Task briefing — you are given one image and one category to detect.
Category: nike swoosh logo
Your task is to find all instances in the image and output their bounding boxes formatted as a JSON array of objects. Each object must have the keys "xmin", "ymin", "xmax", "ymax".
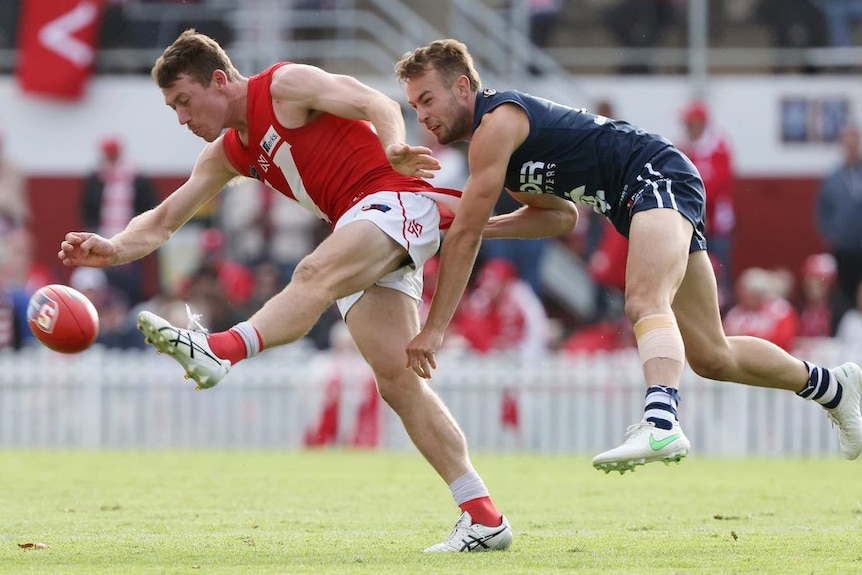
[{"xmin": 649, "ymin": 433, "xmax": 681, "ymax": 451}]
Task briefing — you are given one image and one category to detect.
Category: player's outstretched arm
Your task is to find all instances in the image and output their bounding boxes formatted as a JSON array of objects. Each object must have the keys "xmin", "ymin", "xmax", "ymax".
[
  {"xmin": 484, "ymin": 191, "xmax": 579, "ymax": 239},
  {"xmin": 59, "ymin": 140, "xmax": 236, "ymax": 268}
]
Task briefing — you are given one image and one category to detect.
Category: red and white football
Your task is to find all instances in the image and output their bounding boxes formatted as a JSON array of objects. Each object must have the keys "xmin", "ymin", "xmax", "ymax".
[{"xmin": 27, "ymin": 284, "xmax": 99, "ymax": 353}]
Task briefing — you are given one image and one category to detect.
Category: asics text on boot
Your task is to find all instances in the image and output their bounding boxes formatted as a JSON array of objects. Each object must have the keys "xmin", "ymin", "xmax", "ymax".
[
  {"xmin": 137, "ymin": 310, "xmax": 231, "ymax": 390},
  {"xmin": 424, "ymin": 511, "xmax": 513, "ymax": 552},
  {"xmin": 592, "ymin": 420, "xmax": 690, "ymax": 474}
]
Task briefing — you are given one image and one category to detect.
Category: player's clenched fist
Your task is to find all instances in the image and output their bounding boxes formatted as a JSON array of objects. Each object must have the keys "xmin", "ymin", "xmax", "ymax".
[{"xmin": 58, "ymin": 232, "xmax": 117, "ymax": 267}]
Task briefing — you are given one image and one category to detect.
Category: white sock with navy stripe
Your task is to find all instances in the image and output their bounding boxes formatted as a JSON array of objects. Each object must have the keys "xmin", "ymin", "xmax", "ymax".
[
  {"xmin": 797, "ymin": 361, "xmax": 842, "ymax": 409},
  {"xmin": 644, "ymin": 385, "xmax": 680, "ymax": 430}
]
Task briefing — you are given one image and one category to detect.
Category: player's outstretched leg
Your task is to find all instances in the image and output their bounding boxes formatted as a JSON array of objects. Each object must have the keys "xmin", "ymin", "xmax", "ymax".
[
  {"xmin": 822, "ymin": 362, "xmax": 862, "ymax": 459},
  {"xmin": 424, "ymin": 511, "xmax": 513, "ymax": 553},
  {"xmin": 137, "ymin": 308, "xmax": 231, "ymax": 390},
  {"xmin": 592, "ymin": 385, "xmax": 690, "ymax": 474}
]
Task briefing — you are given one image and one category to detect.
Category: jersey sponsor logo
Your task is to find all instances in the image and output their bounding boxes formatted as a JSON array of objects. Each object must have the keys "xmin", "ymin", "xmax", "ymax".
[
  {"xmin": 567, "ymin": 185, "xmax": 610, "ymax": 214},
  {"xmin": 482, "ymin": 88, "xmax": 497, "ymax": 98},
  {"xmin": 361, "ymin": 203, "xmax": 392, "ymax": 213},
  {"xmin": 249, "ymin": 166, "xmax": 261, "ymax": 180},
  {"xmin": 518, "ymin": 161, "xmax": 555, "ymax": 194},
  {"xmin": 258, "ymin": 153, "xmax": 270, "ymax": 173},
  {"xmin": 260, "ymin": 125, "xmax": 281, "ymax": 156}
]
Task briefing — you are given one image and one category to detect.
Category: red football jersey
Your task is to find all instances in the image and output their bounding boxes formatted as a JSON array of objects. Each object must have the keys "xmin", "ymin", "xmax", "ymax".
[{"xmin": 222, "ymin": 63, "xmax": 460, "ymax": 227}]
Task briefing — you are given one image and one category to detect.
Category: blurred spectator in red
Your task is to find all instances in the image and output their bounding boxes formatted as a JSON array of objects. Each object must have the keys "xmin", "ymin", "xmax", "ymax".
[
  {"xmin": 80, "ymin": 136, "xmax": 157, "ymax": 305},
  {"xmin": 678, "ymin": 100, "xmax": 737, "ymax": 306},
  {"xmin": 454, "ymin": 258, "xmax": 550, "ymax": 357},
  {"xmin": 587, "ymin": 221, "xmax": 628, "ymax": 295},
  {"xmin": 559, "ymin": 316, "xmax": 635, "ymax": 355},
  {"xmin": 174, "ymin": 228, "xmax": 253, "ymax": 332},
  {"xmin": 196, "ymin": 227, "xmax": 255, "ymax": 307},
  {"xmin": 723, "ymin": 267, "xmax": 800, "ymax": 351},
  {"xmin": 798, "ymin": 253, "xmax": 838, "ymax": 337}
]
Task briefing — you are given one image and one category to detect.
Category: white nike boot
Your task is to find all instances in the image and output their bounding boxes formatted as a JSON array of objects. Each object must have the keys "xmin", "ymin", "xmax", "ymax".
[{"xmin": 592, "ymin": 420, "xmax": 690, "ymax": 474}]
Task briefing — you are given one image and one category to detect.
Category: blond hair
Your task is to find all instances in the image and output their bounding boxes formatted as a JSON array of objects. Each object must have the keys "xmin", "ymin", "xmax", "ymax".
[
  {"xmin": 395, "ymin": 39, "xmax": 481, "ymax": 91},
  {"xmin": 151, "ymin": 29, "xmax": 241, "ymax": 88}
]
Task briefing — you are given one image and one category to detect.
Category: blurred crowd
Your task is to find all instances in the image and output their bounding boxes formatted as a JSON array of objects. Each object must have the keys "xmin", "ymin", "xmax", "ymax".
[
  {"xmin": 2, "ymin": 95, "xmax": 862, "ymax": 361},
  {"xmin": 0, "ymin": 1, "xmax": 861, "ymax": 358}
]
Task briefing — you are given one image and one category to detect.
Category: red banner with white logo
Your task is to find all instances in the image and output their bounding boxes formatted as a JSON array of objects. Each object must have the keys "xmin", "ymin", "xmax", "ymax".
[{"xmin": 16, "ymin": 0, "xmax": 105, "ymax": 100}]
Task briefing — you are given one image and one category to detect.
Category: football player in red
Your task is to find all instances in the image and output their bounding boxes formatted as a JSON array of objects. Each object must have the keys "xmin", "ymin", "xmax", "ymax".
[{"xmin": 59, "ymin": 29, "xmax": 511, "ymax": 553}]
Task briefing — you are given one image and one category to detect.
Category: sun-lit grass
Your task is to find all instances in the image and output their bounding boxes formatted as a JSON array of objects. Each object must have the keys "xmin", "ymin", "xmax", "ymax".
[{"xmin": 1, "ymin": 450, "xmax": 860, "ymax": 574}]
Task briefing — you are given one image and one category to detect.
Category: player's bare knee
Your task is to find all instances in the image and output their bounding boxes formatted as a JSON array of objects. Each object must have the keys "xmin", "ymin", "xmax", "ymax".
[
  {"xmin": 624, "ymin": 295, "xmax": 670, "ymax": 326},
  {"xmin": 376, "ymin": 374, "xmax": 420, "ymax": 412}
]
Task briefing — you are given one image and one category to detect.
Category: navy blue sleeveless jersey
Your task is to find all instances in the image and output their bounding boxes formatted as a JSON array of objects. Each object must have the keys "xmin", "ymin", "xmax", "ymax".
[{"xmin": 474, "ymin": 89, "xmax": 707, "ymax": 250}]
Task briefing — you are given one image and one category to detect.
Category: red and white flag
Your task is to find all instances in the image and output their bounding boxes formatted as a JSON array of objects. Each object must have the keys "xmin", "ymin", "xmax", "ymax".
[{"xmin": 16, "ymin": 0, "xmax": 105, "ymax": 100}]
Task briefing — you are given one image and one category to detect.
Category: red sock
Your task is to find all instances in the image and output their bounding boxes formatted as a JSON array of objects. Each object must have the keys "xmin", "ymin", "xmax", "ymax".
[
  {"xmin": 207, "ymin": 330, "xmax": 248, "ymax": 365},
  {"xmin": 459, "ymin": 496, "xmax": 502, "ymax": 527}
]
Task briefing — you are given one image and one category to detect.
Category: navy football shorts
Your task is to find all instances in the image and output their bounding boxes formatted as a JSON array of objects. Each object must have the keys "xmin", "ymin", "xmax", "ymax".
[{"xmin": 613, "ymin": 147, "xmax": 708, "ymax": 253}]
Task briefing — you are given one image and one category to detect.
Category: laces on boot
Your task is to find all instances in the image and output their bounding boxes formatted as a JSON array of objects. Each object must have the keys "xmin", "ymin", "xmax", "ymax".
[{"xmin": 185, "ymin": 304, "xmax": 209, "ymax": 334}]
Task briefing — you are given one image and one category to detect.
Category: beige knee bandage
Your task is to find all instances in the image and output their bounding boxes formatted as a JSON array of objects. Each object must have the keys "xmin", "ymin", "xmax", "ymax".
[{"xmin": 633, "ymin": 314, "xmax": 686, "ymax": 366}]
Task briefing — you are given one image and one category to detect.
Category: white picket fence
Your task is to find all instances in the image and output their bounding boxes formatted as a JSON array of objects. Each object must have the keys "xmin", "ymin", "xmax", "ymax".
[{"xmin": 0, "ymin": 340, "xmax": 857, "ymax": 456}]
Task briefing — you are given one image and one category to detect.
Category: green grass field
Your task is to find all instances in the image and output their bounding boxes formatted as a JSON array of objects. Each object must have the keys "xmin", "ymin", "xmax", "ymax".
[{"xmin": 1, "ymin": 450, "xmax": 860, "ymax": 574}]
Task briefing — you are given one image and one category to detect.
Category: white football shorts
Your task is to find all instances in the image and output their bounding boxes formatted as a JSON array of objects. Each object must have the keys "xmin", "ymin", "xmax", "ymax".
[{"xmin": 334, "ymin": 191, "xmax": 441, "ymax": 317}]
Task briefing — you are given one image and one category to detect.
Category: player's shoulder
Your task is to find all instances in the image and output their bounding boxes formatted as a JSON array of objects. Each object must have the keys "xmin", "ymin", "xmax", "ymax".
[
  {"xmin": 475, "ymin": 92, "xmax": 530, "ymax": 140},
  {"xmin": 270, "ymin": 62, "xmax": 325, "ymax": 87}
]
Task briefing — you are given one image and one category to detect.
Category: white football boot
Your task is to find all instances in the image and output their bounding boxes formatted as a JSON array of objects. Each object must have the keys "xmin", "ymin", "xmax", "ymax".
[
  {"xmin": 825, "ymin": 362, "xmax": 862, "ymax": 460},
  {"xmin": 424, "ymin": 511, "xmax": 513, "ymax": 552},
  {"xmin": 137, "ymin": 306, "xmax": 231, "ymax": 390},
  {"xmin": 592, "ymin": 420, "xmax": 690, "ymax": 474}
]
